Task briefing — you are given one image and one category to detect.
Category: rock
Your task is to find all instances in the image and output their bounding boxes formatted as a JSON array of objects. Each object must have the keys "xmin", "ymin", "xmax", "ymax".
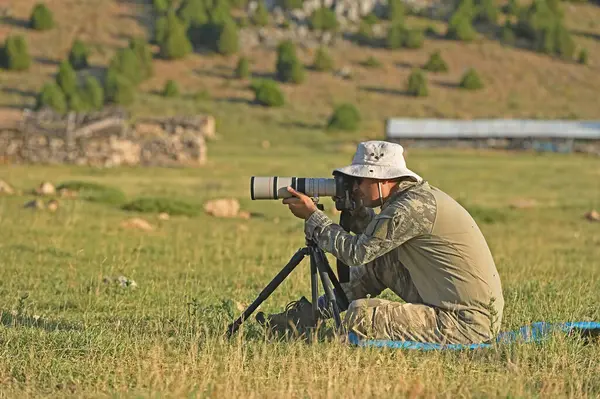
[
  {"xmin": 261, "ymin": 140, "xmax": 270, "ymax": 149},
  {"xmin": 47, "ymin": 199, "xmax": 59, "ymax": 212},
  {"xmin": 584, "ymin": 210, "xmax": 600, "ymax": 222},
  {"xmin": 335, "ymin": 66, "xmax": 353, "ymax": 80},
  {"xmin": 201, "ymin": 115, "xmax": 216, "ymax": 140},
  {"xmin": 36, "ymin": 181, "xmax": 56, "ymax": 196},
  {"xmin": 204, "ymin": 198, "xmax": 240, "ymax": 218},
  {"xmin": 0, "ymin": 179, "xmax": 14, "ymax": 195},
  {"xmin": 158, "ymin": 212, "xmax": 170, "ymax": 220},
  {"xmin": 24, "ymin": 199, "xmax": 45, "ymax": 209},
  {"xmin": 120, "ymin": 217, "xmax": 154, "ymax": 231},
  {"xmin": 238, "ymin": 210, "xmax": 251, "ymax": 220}
]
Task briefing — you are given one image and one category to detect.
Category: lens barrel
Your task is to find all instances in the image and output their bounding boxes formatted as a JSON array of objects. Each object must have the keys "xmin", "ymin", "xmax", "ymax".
[{"xmin": 250, "ymin": 176, "xmax": 336, "ymax": 200}]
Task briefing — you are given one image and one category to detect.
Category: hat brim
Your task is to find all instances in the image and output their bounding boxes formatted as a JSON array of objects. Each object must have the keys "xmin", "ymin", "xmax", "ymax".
[{"xmin": 334, "ymin": 164, "xmax": 422, "ymax": 182}]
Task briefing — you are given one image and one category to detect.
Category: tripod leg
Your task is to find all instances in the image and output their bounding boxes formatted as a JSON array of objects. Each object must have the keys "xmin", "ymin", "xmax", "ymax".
[
  {"xmin": 309, "ymin": 248, "xmax": 319, "ymax": 328},
  {"xmin": 226, "ymin": 247, "xmax": 309, "ymax": 337},
  {"xmin": 313, "ymin": 250, "xmax": 346, "ymax": 335}
]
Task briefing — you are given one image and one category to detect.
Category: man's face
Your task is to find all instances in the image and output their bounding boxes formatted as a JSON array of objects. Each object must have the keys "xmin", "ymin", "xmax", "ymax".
[{"xmin": 352, "ymin": 177, "xmax": 384, "ymax": 208}]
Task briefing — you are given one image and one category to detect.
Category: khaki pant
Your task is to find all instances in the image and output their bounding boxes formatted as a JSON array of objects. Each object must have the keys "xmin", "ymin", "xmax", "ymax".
[{"xmin": 340, "ymin": 255, "xmax": 494, "ymax": 344}]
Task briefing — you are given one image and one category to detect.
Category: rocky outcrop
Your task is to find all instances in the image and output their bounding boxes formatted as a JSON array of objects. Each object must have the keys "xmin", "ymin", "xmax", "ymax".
[{"xmin": 0, "ymin": 108, "xmax": 215, "ymax": 167}]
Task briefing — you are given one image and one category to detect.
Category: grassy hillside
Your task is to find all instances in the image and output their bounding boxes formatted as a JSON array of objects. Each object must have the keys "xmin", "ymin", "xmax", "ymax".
[{"xmin": 0, "ymin": 0, "xmax": 600, "ymax": 133}]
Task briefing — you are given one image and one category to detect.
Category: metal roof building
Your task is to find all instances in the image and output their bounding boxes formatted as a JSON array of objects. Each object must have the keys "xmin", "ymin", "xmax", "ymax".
[{"xmin": 386, "ymin": 119, "xmax": 600, "ymax": 140}]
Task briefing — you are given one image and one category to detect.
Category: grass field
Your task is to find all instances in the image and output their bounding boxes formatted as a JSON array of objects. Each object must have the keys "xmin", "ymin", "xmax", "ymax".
[{"xmin": 1, "ymin": 106, "xmax": 600, "ymax": 397}]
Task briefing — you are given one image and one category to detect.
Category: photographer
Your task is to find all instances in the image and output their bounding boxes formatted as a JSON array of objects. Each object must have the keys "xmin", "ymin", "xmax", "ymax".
[{"xmin": 258, "ymin": 140, "xmax": 504, "ymax": 344}]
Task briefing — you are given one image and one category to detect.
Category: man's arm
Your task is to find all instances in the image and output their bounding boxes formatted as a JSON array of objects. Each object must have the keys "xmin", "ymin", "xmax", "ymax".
[
  {"xmin": 304, "ymin": 198, "xmax": 435, "ymax": 267},
  {"xmin": 347, "ymin": 206, "xmax": 376, "ymax": 234}
]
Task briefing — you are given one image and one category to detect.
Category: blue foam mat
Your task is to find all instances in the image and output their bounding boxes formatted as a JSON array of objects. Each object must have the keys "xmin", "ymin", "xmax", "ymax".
[{"xmin": 347, "ymin": 321, "xmax": 600, "ymax": 350}]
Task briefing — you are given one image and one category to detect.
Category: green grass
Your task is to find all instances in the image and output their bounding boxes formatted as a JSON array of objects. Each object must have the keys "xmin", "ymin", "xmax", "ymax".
[
  {"xmin": 0, "ymin": 108, "xmax": 599, "ymax": 396},
  {"xmin": 122, "ymin": 196, "xmax": 202, "ymax": 216}
]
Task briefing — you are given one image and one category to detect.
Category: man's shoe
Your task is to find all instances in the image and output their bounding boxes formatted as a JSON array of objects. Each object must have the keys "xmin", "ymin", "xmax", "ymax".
[{"xmin": 256, "ymin": 296, "xmax": 319, "ymax": 336}]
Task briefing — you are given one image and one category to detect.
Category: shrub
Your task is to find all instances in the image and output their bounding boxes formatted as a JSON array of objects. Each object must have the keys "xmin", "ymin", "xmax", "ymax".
[
  {"xmin": 275, "ymin": 40, "xmax": 304, "ymax": 84},
  {"xmin": 446, "ymin": 14, "xmax": 477, "ymax": 41},
  {"xmin": 251, "ymin": 79, "xmax": 285, "ymax": 107},
  {"xmin": 309, "ymin": 7, "xmax": 338, "ymax": 31},
  {"xmin": 153, "ymin": 0, "xmax": 172, "ymax": 14},
  {"xmin": 578, "ymin": 48, "xmax": 588, "ymax": 65},
  {"xmin": 387, "ymin": 25, "xmax": 423, "ymax": 49},
  {"xmin": 423, "ymin": 50, "xmax": 448, "ymax": 73},
  {"xmin": 1, "ymin": 35, "xmax": 31, "ymax": 71},
  {"xmin": 500, "ymin": 22, "xmax": 516, "ymax": 45},
  {"xmin": 327, "ymin": 103, "xmax": 361, "ymax": 131},
  {"xmin": 313, "ymin": 47, "xmax": 333, "ymax": 72},
  {"xmin": 252, "ymin": 1, "xmax": 270, "ymax": 26},
  {"xmin": 104, "ymin": 70, "xmax": 136, "ymax": 105},
  {"xmin": 475, "ymin": 0, "xmax": 498, "ymax": 24},
  {"xmin": 129, "ymin": 38, "xmax": 154, "ymax": 81},
  {"xmin": 386, "ymin": 0, "xmax": 405, "ymax": 23},
  {"xmin": 406, "ymin": 69, "xmax": 428, "ymax": 97},
  {"xmin": 217, "ymin": 19, "xmax": 239, "ymax": 55},
  {"xmin": 459, "ymin": 68, "xmax": 484, "ymax": 90},
  {"xmin": 386, "ymin": 23, "xmax": 405, "ymax": 49},
  {"xmin": 108, "ymin": 48, "xmax": 141, "ymax": 86},
  {"xmin": 159, "ymin": 13, "xmax": 193, "ymax": 59},
  {"xmin": 177, "ymin": 0, "xmax": 208, "ymax": 26},
  {"xmin": 79, "ymin": 76, "xmax": 104, "ymax": 110},
  {"xmin": 122, "ymin": 197, "xmax": 200, "ymax": 216},
  {"xmin": 68, "ymin": 40, "xmax": 90, "ymax": 70},
  {"xmin": 36, "ymin": 83, "xmax": 67, "ymax": 113},
  {"xmin": 67, "ymin": 92, "xmax": 87, "ymax": 112},
  {"xmin": 163, "ymin": 79, "xmax": 180, "ymax": 97},
  {"xmin": 30, "ymin": 3, "xmax": 55, "ymax": 31},
  {"xmin": 360, "ymin": 56, "xmax": 382, "ymax": 68},
  {"xmin": 235, "ymin": 56, "xmax": 250, "ymax": 78},
  {"xmin": 56, "ymin": 60, "xmax": 78, "ymax": 98},
  {"xmin": 403, "ymin": 29, "xmax": 424, "ymax": 49}
]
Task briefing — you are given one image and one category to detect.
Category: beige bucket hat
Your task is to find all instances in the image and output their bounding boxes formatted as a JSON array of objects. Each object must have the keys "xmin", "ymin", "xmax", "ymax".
[{"xmin": 334, "ymin": 141, "xmax": 422, "ymax": 182}]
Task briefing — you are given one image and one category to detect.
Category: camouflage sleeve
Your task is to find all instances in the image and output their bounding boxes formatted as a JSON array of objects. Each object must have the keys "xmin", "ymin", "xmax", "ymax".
[
  {"xmin": 347, "ymin": 206, "xmax": 377, "ymax": 234},
  {"xmin": 305, "ymin": 194, "xmax": 436, "ymax": 267}
]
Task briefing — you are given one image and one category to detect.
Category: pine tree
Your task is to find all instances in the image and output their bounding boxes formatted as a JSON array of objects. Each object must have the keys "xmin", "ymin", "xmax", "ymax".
[
  {"xmin": 30, "ymin": 3, "xmax": 55, "ymax": 31},
  {"xmin": 36, "ymin": 82, "xmax": 67, "ymax": 113},
  {"xmin": 406, "ymin": 69, "xmax": 428, "ymax": 97},
  {"xmin": 252, "ymin": 1, "xmax": 270, "ymax": 27},
  {"xmin": 217, "ymin": 19, "xmax": 239, "ymax": 55},
  {"xmin": 2, "ymin": 35, "xmax": 31, "ymax": 71},
  {"xmin": 56, "ymin": 60, "xmax": 78, "ymax": 98},
  {"xmin": 68, "ymin": 39, "xmax": 90, "ymax": 70}
]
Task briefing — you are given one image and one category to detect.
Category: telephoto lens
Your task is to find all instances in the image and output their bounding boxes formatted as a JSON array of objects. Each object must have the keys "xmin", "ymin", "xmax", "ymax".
[{"xmin": 250, "ymin": 176, "xmax": 336, "ymax": 200}]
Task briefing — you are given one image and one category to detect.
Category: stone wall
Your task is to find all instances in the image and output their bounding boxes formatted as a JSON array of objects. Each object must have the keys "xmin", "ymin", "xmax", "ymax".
[{"xmin": 0, "ymin": 108, "xmax": 215, "ymax": 167}]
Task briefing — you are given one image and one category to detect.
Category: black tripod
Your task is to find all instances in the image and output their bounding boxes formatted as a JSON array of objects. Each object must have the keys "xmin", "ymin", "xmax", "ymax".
[{"xmin": 226, "ymin": 237, "xmax": 350, "ymax": 339}]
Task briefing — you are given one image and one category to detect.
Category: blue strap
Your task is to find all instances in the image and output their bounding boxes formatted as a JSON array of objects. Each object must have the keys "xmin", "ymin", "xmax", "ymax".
[{"xmin": 348, "ymin": 321, "xmax": 600, "ymax": 350}]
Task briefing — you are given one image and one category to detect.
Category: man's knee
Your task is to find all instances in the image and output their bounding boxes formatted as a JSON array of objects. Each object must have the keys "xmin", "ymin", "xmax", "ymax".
[{"xmin": 344, "ymin": 298, "xmax": 390, "ymax": 336}]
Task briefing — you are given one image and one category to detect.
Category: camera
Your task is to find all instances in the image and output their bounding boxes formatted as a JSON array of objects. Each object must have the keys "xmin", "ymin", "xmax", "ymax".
[{"xmin": 250, "ymin": 172, "xmax": 357, "ymax": 211}]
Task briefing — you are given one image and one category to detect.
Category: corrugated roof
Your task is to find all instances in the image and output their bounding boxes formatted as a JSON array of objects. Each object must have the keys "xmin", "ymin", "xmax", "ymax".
[{"xmin": 386, "ymin": 119, "xmax": 600, "ymax": 139}]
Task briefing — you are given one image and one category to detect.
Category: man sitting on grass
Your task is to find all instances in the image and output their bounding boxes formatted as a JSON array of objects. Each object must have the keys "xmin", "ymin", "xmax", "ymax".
[{"xmin": 256, "ymin": 140, "xmax": 504, "ymax": 344}]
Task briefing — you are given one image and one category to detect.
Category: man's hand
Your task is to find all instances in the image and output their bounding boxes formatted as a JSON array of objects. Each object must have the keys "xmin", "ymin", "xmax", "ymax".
[{"xmin": 282, "ymin": 186, "xmax": 318, "ymax": 220}]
